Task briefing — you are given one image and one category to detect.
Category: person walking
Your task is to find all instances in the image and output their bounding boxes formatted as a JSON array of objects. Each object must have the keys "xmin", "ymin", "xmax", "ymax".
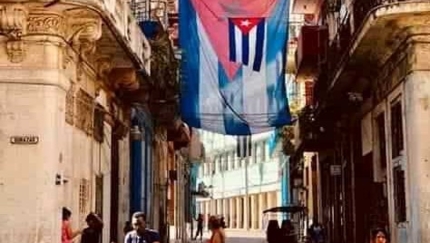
[
  {"xmin": 308, "ymin": 220, "xmax": 324, "ymax": 243},
  {"xmin": 194, "ymin": 213, "xmax": 204, "ymax": 240},
  {"xmin": 266, "ymin": 220, "xmax": 280, "ymax": 243},
  {"xmin": 207, "ymin": 216, "xmax": 225, "ymax": 243},
  {"xmin": 81, "ymin": 212, "xmax": 103, "ymax": 243},
  {"xmin": 220, "ymin": 217, "xmax": 226, "ymax": 229},
  {"xmin": 124, "ymin": 212, "xmax": 161, "ymax": 243},
  {"xmin": 62, "ymin": 207, "xmax": 82, "ymax": 243}
]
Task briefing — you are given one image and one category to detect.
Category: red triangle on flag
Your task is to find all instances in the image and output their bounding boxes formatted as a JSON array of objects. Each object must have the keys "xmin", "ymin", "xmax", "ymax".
[{"xmin": 230, "ymin": 18, "xmax": 263, "ymax": 34}]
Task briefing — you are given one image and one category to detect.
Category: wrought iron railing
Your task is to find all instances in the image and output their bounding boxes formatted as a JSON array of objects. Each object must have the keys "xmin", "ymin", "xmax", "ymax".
[
  {"xmin": 321, "ymin": 0, "xmax": 415, "ymax": 94},
  {"xmin": 128, "ymin": 0, "xmax": 169, "ymax": 27}
]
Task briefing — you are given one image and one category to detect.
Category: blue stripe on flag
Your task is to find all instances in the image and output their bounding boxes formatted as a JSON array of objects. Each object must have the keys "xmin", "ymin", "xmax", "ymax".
[
  {"xmin": 266, "ymin": 0, "xmax": 291, "ymax": 127},
  {"xmin": 179, "ymin": 0, "xmax": 200, "ymax": 128},
  {"xmin": 253, "ymin": 19, "xmax": 265, "ymax": 72},
  {"xmin": 242, "ymin": 33, "xmax": 249, "ymax": 65},
  {"xmin": 269, "ymin": 74, "xmax": 290, "ymax": 126},
  {"xmin": 219, "ymin": 64, "xmax": 251, "ymax": 135},
  {"xmin": 229, "ymin": 19, "xmax": 236, "ymax": 62}
]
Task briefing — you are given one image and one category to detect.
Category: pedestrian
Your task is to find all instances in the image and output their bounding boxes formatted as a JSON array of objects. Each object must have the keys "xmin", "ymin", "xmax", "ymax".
[
  {"xmin": 62, "ymin": 207, "xmax": 82, "ymax": 243},
  {"xmin": 370, "ymin": 228, "xmax": 389, "ymax": 243},
  {"xmin": 81, "ymin": 212, "xmax": 103, "ymax": 243},
  {"xmin": 220, "ymin": 217, "xmax": 226, "ymax": 229},
  {"xmin": 124, "ymin": 212, "xmax": 161, "ymax": 243},
  {"xmin": 266, "ymin": 220, "xmax": 280, "ymax": 243},
  {"xmin": 124, "ymin": 221, "xmax": 133, "ymax": 235},
  {"xmin": 194, "ymin": 213, "xmax": 204, "ymax": 240},
  {"xmin": 208, "ymin": 216, "xmax": 225, "ymax": 243},
  {"xmin": 308, "ymin": 219, "xmax": 324, "ymax": 243}
]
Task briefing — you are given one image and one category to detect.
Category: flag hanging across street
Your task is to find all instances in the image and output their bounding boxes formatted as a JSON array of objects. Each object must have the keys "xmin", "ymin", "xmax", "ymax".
[{"xmin": 179, "ymin": 0, "xmax": 291, "ymax": 135}]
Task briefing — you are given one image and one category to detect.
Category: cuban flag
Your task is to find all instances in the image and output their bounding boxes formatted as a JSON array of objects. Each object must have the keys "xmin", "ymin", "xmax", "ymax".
[
  {"xmin": 229, "ymin": 18, "xmax": 265, "ymax": 71},
  {"xmin": 179, "ymin": 0, "xmax": 291, "ymax": 135}
]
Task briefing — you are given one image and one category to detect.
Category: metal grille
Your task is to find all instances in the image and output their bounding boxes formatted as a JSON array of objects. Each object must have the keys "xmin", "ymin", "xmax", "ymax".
[
  {"xmin": 128, "ymin": 0, "xmax": 149, "ymax": 23},
  {"xmin": 79, "ymin": 179, "xmax": 90, "ymax": 221}
]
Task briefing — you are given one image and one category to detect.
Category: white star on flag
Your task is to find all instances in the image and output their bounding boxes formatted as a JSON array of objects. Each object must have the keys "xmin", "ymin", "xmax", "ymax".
[{"xmin": 240, "ymin": 19, "xmax": 250, "ymax": 27}]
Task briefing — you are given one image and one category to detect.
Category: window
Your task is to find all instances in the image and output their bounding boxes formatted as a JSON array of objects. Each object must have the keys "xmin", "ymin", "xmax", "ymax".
[
  {"xmin": 305, "ymin": 81, "xmax": 314, "ymax": 106},
  {"xmin": 376, "ymin": 113, "xmax": 387, "ymax": 169},
  {"xmin": 228, "ymin": 152, "xmax": 234, "ymax": 170},
  {"xmin": 209, "ymin": 158, "xmax": 214, "ymax": 174},
  {"xmin": 95, "ymin": 175, "xmax": 103, "ymax": 216},
  {"xmin": 217, "ymin": 156, "xmax": 222, "ymax": 173},
  {"xmin": 233, "ymin": 151, "xmax": 240, "ymax": 168},
  {"xmin": 253, "ymin": 144, "xmax": 258, "ymax": 163},
  {"xmin": 256, "ymin": 143, "xmax": 262, "ymax": 163},
  {"xmin": 93, "ymin": 104, "xmax": 104, "ymax": 142},
  {"xmin": 222, "ymin": 154, "xmax": 228, "ymax": 171},
  {"xmin": 217, "ymin": 156, "xmax": 222, "ymax": 172},
  {"xmin": 261, "ymin": 141, "xmax": 266, "ymax": 162},
  {"xmin": 393, "ymin": 166, "xmax": 407, "ymax": 222},
  {"xmin": 391, "ymin": 101, "xmax": 404, "ymax": 158},
  {"xmin": 79, "ymin": 178, "xmax": 90, "ymax": 222},
  {"xmin": 76, "ymin": 89, "xmax": 93, "ymax": 135}
]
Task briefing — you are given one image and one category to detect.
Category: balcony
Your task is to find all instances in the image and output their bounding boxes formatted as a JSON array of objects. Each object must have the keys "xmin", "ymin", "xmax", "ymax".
[
  {"xmin": 320, "ymin": 0, "xmax": 430, "ymax": 104},
  {"xmin": 292, "ymin": 0, "xmax": 324, "ymax": 21},
  {"xmin": 63, "ymin": 0, "xmax": 151, "ymax": 73},
  {"xmin": 293, "ymin": 105, "xmax": 335, "ymax": 152},
  {"xmin": 295, "ymin": 25, "xmax": 328, "ymax": 81}
]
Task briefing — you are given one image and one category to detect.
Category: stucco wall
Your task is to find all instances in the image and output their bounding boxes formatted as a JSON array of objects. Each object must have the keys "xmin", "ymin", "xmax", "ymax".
[{"xmin": 0, "ymin": 83, "xmax": 65, "ymax": 243}]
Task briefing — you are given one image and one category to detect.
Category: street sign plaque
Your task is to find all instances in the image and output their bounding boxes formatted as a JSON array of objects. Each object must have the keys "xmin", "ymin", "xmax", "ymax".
[
  {"xmin": 330, "ymin": 165, "xmax": 341, "ymax": 176},
  {"xmin": 10, "ymin": 136, "xmax": 39, "ymax": 145}
]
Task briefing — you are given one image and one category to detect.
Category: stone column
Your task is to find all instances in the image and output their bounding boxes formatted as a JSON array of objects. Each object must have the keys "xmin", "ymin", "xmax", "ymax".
[
  {"xmin": 404, "ymin": 67, "xmax": 430, "ymax": 242},
  {"xmin": 243, "ymin": 196, "xmax": 249, "ymax": 230},
  {"xmin": 267, "ymin": 192, "xmax": 273, "ymax": 220},
  {"xmin": 236, "ymin": 197, "xmax": 242, "ymax": 229},
  {"xmin": 250, "ymin": 194, "xmax": 257, "ymax": 229},
  {"xmin": 258, "ymin": 193, "xmax": 265, "ymax": 229},
  {"xmin": 214, "ymin": 199, "xmax": 221, "ymax": 215},
  {"xmin": 229, "ymin": 198, "xmax": 235, "ymax": 228},
  {"xmin": 223, "ymin": 198, "xmax": 228, "ymax": 226}
]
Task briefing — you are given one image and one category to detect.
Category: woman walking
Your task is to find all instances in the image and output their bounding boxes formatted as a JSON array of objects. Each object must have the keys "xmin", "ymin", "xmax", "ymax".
[{"xmin": 207, "ymin": 216, "xmax": 225, "ymax": 243}]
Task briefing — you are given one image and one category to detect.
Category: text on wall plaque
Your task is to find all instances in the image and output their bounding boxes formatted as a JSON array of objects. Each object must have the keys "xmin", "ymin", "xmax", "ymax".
[{"xmin": 10, "ymin": 136, "xmax": 39, "ymax": 145}]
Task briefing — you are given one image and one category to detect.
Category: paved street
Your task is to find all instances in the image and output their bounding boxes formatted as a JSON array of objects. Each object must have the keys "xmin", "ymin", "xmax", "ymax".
[{"xmin": 190, "ymin": 229, "xmax": 265, "ymax": 243}]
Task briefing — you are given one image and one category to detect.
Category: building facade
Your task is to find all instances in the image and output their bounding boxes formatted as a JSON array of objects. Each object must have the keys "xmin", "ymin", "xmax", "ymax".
[
  {"xmin": 291, "ymin": 0, "xmax": 430, "ymax": 243},
  {"xmin": 196, "ymin": 132, "xmax": 287, "ymax": 230},
  {"xmin": 0, "ymin": 0, "xmax": 150, "ymax": 242}
]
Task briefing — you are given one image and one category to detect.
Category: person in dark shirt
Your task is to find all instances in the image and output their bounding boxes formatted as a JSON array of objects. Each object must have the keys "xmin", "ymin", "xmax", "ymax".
[
  {"xmin": 194, "ymin": 214, "xmax": 204, "ymax": 240},
  {"xmin": 124, "ymin": 212, "xmax": 161, "ymax": 243},
  {"xmin": 220, "ymin": 217, "xmax": 226, "ymax": 229},
  {"xmin": 81, "ymin": 213, "xmax": 103, "ymax": 243}
]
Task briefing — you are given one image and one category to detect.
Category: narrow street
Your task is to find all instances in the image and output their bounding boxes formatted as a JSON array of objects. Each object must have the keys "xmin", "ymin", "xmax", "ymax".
[{"xmin": 1, "ymin": 0, "xmax": 428, "ymax": 243}]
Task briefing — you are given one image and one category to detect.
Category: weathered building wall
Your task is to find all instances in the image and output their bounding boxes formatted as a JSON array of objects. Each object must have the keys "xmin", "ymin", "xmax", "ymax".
[
  {"xmin": 0, "ymin": 1, "xmax": 150, "ymax": 242},
  {"xmin": 352, "ymin": 34, "xmax": 430, "ymax": 243}
]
